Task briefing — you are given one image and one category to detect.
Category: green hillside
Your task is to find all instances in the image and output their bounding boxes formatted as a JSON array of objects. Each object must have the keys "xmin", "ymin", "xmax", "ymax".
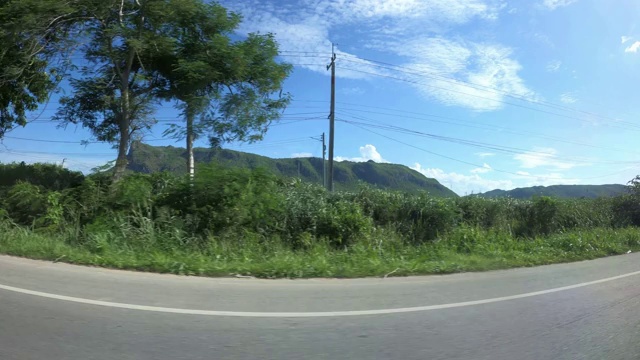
[
  {"xmin": 126, "ymin": 141, "xmax": 458, "ymax": 197},
  {"xmin": 477, "ymin": 184, "xmax": 628, "ymax": 199}
]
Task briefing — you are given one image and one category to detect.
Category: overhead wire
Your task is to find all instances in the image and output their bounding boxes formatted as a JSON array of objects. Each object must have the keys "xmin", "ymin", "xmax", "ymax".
[
  {"xmin": 342, "ymin": 121, "xmax": 636, "ymax": 181},
  {"xmin": 336, "ymin": 117, "xmax": 638, "ymax": 166},
  {"xmin": 336, "ymin": 107, "xmax": 640, "ymax": 156},
  {"xmin": 338, "ymin": 66, "xmax": 640, "ymax": 133},
  {"xmin": 282, "ymin": 52, "xmax": 640, "ymax": 131},
  {"xmin": 338, "ymin": 55, "xmax": 640, "ymax": 129}
]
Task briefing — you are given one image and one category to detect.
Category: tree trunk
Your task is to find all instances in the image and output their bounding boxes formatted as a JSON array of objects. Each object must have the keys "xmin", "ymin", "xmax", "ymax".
[
  {"xmin": 112, "ymin": 123, "xmax": 130, "ymax": 182},
  {"xmin": 114, "ymin": 74, "xmax": 131, "ymax": 183},
  {"xmin": 186, "ymin": 111, "xmax": 195, "ymax": 181}
]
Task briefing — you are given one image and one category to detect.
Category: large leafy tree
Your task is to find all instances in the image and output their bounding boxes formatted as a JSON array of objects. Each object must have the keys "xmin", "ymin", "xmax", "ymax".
[
  {"xmin": 155, "ymin": 3, "xmax": 292, "ymax": 178},
  {"xmin": 0, "ymin": 0, "xmax": 77, "ymax": 137},
  {"xmin": 54, "ymin": 0, "xmax": 179, "ymax": 182},
  {"xmin": 56, "ymin": 0, "xmax": 185, "ymax": 181}
]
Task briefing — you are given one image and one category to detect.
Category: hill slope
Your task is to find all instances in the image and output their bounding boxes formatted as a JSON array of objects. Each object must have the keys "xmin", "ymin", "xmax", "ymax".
[
  {"xmin": 477, "ymin": 184, "xmax": 627, "ymax": 199},
  {"xmin": 127, "ymin": 141, "xmax": 458, "ymax": 197}
]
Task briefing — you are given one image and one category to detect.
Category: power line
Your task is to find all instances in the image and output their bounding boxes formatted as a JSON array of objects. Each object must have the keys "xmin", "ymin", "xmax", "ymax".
[
  {"xmin": 284, "ymin": 53, "xmax": 640, "ymax": 131},
  {"xmin": 292, "ymin": 99, "xmax": 639, "ymax": 155},
  {"xmin": 339, "ymin": 66, "xmax": 640, "ymax": 132},
  {"xmin": 337, "ymin": 118, "xmax": 637, "ymax": 166},
  {"xmin": 339, "ymin": 56, "xmax": 640, "ymax": 128},
  {"xmin": 343, "ymin": 121, "xmax": 636, "ymax": 181},
  {"xmin": 336, "ymin": 107, "xmax": 640, "ymax": 155}
]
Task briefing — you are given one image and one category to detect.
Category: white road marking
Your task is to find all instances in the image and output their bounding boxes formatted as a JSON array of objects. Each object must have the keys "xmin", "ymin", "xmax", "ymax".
[{"xmin": 1, "ymin": 270, "xmax": 639, "ymax": 318}]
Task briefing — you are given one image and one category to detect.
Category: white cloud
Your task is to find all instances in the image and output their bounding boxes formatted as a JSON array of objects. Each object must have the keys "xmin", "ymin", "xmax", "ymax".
[
  {"xmin": 546, "ymin": 60, "xmax": 562, "ymax": 72},
  {"xmin": 224, "ymin": 0, "xmax": 532, "ymax": 112},
  {"xmin": 336, "ymin": 144, "xmax": 388, "ymax": 163},
  {"xmin": 625, "ymin": 41, "xmax": 640, "ymax": 53},
  {"xmin": 470, "ymin": 163, "xmax": 492, "ymax": 174},
  {"xmin": 340, "ymin": 87, "xmax": 365, "ymax": 95},
  {"xmin": 395, "ymin": 37, "xmax": 535, "ymax": 111},
  {"xmin": 325, "ymin": 0, "xmax": 500, "ymax": 24},
  {"xmin": 475, "ymin": 152, "xmax": 496, "ymax": 158},
  {"xmin": 621, "ymin": 36, "xmax": 633, "ymax": 44},
  {"xmin": 291, "ymin": 152, "xmax": 313, "ymax": 158},
  {"xmin": 412, "ymin": 163, "xmax": 513, "ymax": 195},
  {"xmin": 542, "ymin": 0, "xmax": 578, "ymax": 10},
  {"xmin": 517, "ymin": 172, "xmax": 581, "ymax": 186},
  {"xmin": 513, "ymin": 147, "xmax": 580, "ymax": 170},
  {"xmin": 560, "ymin": 92, "xmax": 577, "ymax": 104}
]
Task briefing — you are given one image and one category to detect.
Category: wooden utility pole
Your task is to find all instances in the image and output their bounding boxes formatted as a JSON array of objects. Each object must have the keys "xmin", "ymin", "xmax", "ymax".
[
  {"xmin": 327, "ymin": 45, "xmax": 336, "ymax": 191},
  {"xmin": 322, "ymin": 132, "xmax": 326, "ymax": 188}
]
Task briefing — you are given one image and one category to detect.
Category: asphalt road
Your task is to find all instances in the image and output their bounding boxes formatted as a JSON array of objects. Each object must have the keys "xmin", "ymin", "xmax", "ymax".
[{"xmin": 1, "ymin": 253, "xmax": 640, "ymax": 360}]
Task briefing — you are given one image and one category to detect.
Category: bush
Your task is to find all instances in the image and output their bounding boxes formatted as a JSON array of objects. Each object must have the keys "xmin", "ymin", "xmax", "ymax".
[
  {"xmin": 2, "ymin": 160, "xmax": 638, "ymax": 259},
  {"xmin": 4, "ymin": 182, "xmax": 48, "ymax": 226},
  {"xmin": 278, "ymin": 181, "xmax": 328, "ymax": 246},
  {"xmin": 317, "ymin": 199, "xmax": 373, "ymax": 247},
  {"xmin": 456, "ymin": 196, "xmax": 507, "ymax": 229},
  {"xmin": 398, "ymin": 193, "xmax": 457, "ymax": 244},
  {"xmin": 513, "ymin": 196, "xmax": 558, "ymax": 237},
  {"xmin": 0, "ymin": 162, "xmax": 84, "ymax": 191},
  {"xmin": 157, "ymin": 164, "xmax": 283, "ymax": 236},
  {"xmin": 555, "ymin": 198, "xmax": 615, "ymax": 230}
]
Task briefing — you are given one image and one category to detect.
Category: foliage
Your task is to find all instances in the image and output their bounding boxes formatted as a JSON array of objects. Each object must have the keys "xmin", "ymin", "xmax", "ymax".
[
  {"xmin": 2, "ymin": 162, "xmax": 640, "ymax": 278},
  {"xmin": 4, "ymin": 181, "xmax": 47, "ymax": 226},
  {"xmin": 50, "ymin": 0, "xmax": 291, "ymax": 181},
  {"xmin": 0, "ymin": 0, "xmax": 75, "ymax": 137},
  {"xmin": 157, "ymin": 164, "xmax": 283, "ymax": 237},
  {"xmin": 0, "ymin": 162, "xmax": 84, "ymax": 191},
  {"xmin": 611, "ymin": 175, "xmax": 640, "ymax": 227},
  {"xmin": 156, "ymin": 4, "xmax": 292, "ymax": 155}
]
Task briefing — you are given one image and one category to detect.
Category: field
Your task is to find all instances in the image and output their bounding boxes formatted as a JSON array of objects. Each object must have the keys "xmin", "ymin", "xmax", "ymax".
[{"xmin": 1, "ymin": 162, "xmax": 640, "ymax": 278}]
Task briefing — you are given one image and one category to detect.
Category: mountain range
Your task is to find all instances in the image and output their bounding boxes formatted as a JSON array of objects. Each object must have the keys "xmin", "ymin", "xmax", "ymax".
[
  {"xmin": 126, "ymin": 141, "xmax": 458, "ymax": 197},
  {"xmin": 476, "ymin": 184, "xmax": 628, "ymax": 199},
  {"xmin": 126, "ymin": 142, "xmax": 628, "ymax": 199}
]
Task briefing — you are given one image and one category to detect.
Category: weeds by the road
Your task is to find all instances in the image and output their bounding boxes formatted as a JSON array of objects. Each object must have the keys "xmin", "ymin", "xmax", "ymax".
[
  {"xmin": 1, "ymin": 220, "xmax": 638, "ymax": 278},
  {"xmin": 1, "ymin": 162, "xmax": 640, "ymax": 278}
]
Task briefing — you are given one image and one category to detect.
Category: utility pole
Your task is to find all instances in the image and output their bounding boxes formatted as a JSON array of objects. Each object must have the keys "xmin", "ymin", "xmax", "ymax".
[
  {"xmin": 321, "ymin": 132, "xmax": 326, "ymax": 188},
  {"xmin": 327, "ymin": 44, "xmax": 336, "ymax": 191},
  {"xmin": 311, "ymin": 133, "xmax": 327, "ymax": 188}
]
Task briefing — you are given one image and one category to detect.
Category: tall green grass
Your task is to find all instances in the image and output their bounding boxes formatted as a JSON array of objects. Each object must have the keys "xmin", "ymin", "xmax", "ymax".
[
  {"xmin": 1, "ymin": 219, "xmax": 639, "ymax": 278},
  {"xmin": 0, "ymin": 162, "xmax": 639, "ymax": 278}
]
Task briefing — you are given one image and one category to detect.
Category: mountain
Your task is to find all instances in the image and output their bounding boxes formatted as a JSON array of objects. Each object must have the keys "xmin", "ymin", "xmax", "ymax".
[
  {"xmin": 126, "ymin": 141, "xmax": 458, "ymax": 197},
  {"xmin": 476, "ymin": 184, "xmax": 628, "ymax": 199}
]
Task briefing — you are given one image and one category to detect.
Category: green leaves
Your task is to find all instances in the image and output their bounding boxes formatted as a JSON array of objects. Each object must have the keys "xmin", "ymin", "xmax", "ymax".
[{"xmin": 0, "ymin": 0, "xmax": 81, "ymax": 137}]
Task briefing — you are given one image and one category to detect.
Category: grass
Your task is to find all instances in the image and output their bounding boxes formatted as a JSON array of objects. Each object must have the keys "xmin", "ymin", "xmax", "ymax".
[{"xmin": 1, "ymin": 222, "xmax": 639, "ymax": 278}]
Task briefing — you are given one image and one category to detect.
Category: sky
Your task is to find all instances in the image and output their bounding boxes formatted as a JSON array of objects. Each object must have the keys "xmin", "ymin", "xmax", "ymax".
[{"xmin": 2, "ymin": 0, "xmax": 640, "ymax": 195}]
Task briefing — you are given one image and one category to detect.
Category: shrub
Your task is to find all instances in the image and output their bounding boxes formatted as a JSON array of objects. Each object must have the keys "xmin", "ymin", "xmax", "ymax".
[
  {"xmin": 456, "ymin": 196, "xmax": 506, "ymax": 229},
  {"xmin": 399, "ymin": 193, "xmax": 457, "ymax": 244},
  {"xmin": 279, "ymin": 181, "xmax": 328, "ymax": 246},
  {"xmin": 4, "ymin": 181, "xmax": 47, "ymax": 226},
  {"xmin": 157, "ymin": 164, "xmax": 283, "ymax": 236},
  {"xmin": 515, "ymin": 196, "xmax": 558, "ymax": 237},
  {"xmin": 316, "ymin": 199, "xmax": 373, "ymax": 247},
  {"xmin": 0, "ymin": 162, "xmax": 84, "ymax": 191}
]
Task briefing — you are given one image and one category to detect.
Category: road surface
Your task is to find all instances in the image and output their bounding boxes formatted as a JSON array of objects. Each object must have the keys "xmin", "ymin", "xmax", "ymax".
[{"xmin": 1, "ymin": 253, "xmax": 639, "ymax": 359}]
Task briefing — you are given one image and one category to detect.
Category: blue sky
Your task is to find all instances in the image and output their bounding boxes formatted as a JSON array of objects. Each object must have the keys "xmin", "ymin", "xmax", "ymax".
[{"xmin": 2, "ymin": 0, "xmax": 640, "ymax": 195}]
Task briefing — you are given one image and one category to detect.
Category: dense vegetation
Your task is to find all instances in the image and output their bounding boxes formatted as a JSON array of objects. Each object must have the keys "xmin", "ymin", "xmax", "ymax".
[
  {"xmin": 1, "ymin": 162, "xmax": 640, "ymax": 278},
  {"xmin": 478, "ymin": 184, "xmax": 627, "ymax": 199},
  {"xmin": 127, "ymin": 141, "xmax": 457, "ymax": 196}
]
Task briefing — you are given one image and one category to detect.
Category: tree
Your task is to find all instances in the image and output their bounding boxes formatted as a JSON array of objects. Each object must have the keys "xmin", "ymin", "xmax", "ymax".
[
  {"xmin": 155, "ymin": 2, "xmax": 292, "ymax": 178},
  {"xmin": 0, "ymin": 0, "xmax": 76, "ymax": 138},
  {"xmin": 54, "ymin": 0, "xmax": 180, "ymax": 182}
]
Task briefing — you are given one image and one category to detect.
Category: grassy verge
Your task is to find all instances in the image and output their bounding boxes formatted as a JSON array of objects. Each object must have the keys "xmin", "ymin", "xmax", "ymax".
[{"xmin": 1, "ymin": 222, "xmax": 639, "ymax": 278}]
